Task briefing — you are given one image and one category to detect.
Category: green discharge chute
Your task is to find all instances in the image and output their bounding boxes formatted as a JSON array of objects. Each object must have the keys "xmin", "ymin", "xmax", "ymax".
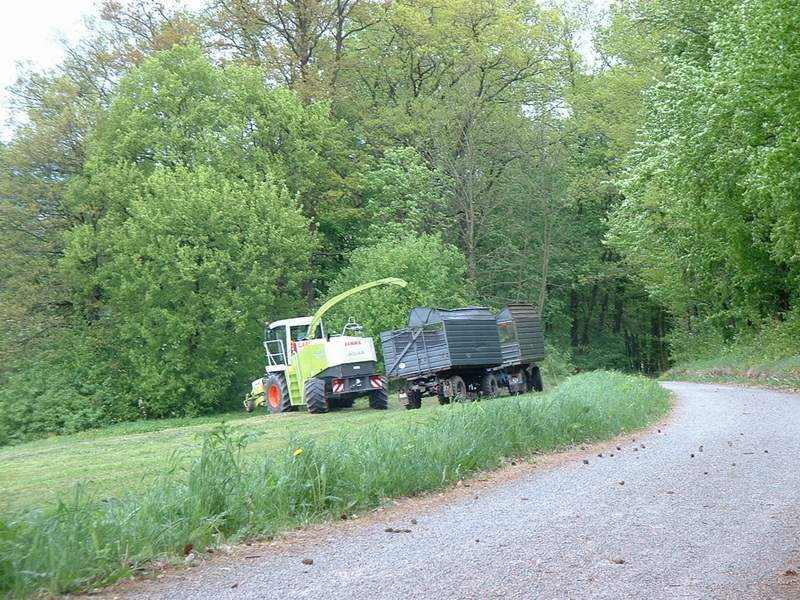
[{"xmin": 308, "ymin": 277, "xmax": 408, "ymax": 339}]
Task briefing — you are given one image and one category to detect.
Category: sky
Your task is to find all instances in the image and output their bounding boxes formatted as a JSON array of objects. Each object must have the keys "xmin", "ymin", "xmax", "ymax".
[
  {"xmin": 0, "ymin": 0, "xmax": 98, "ymax": 137},
  {"xmin": 0, "ymin": 0, "xmax": 204, "ymax": 141}
]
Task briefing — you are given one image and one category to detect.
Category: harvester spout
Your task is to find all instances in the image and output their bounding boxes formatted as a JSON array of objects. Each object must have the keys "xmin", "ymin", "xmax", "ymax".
[{"xmin": 307, "ymin": 277, "xmax": 407, "ymax": 339}]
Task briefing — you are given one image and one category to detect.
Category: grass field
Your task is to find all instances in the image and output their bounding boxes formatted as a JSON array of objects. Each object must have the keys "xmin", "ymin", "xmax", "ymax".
[
  {"xmin": 0, "ymin": 372, "xmax": 671, "ymax": 598},
  {"xmin": 0, "ymin": 399, "xmax": 427, "ymax": 511}
]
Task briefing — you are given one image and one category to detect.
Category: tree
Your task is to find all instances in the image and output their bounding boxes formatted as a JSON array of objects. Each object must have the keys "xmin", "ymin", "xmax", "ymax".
[
  {"xmin": 609, "ymin": 0, "xmax": 800, "ymax": 353},
  {"xmin": 0, "ymin": 0, "xmax": 198, "ymax": 372},
  {"xmin": 325, "ymin": 235, "xmax": 471, "ymax": 348},
  {"xmin": 335, "ymin": 0, "xmax": 565, "ymax": 285},
  {"xmin": 360, "ymin": 147, "xmax": 446, "ymax": 244},
  {"xmin": 89, "ymin": 167, "xmax": 312, "ymax": 415},
  {"xmin": 207, "ymin": 0, "xmax": 383, "ymax": 99}
]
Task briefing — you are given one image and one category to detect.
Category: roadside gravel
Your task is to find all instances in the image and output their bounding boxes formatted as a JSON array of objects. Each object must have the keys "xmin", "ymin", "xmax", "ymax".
[{"xmin": 110, "ymin": 382, "xmax": 800, "ymax": 600}]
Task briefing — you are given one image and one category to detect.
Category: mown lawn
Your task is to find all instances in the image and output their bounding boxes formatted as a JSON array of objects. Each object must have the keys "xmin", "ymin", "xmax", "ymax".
[{"xmin": 0, "ymin": 399, "xmax": 431, "ymax": 511}]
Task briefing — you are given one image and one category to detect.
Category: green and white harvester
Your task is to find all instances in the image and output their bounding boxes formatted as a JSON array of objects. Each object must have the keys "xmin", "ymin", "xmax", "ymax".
[{"xmin": 244, "ymin": 278, "xmax": 407, "ymax": 414}]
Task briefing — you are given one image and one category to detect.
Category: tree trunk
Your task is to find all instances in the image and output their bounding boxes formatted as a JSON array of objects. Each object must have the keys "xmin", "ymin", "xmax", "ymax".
[
  {"xmin": 612, "ymin": 285, "xmax": 625, "ymax": 334},
  {"xmin": 581, "ymin": 283, "xmax": 597, "ymax": 345},
  {"xmin": 598, "ymin": 290, "xmax": 609, "ymax": 331},
  {"xmin": 570, "ymin": 287, "xmax": 579, "ymax": 348},
  {"xmin": 537, "ymin": 208, "xmax": 550, "ymax": 316}
]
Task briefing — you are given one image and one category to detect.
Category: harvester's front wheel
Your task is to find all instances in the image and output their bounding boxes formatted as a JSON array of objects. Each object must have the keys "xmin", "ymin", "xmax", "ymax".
[
  {"xmin": 265, "ymin": 374, "xmax": 293, "ymax": 414},
  {"xmin": 304, "ymin": 377, "xmax": 329, "ymax": 414},
  {"xmin": 368, "ymin": 387, "xmax": 389, "ymax": 410}
]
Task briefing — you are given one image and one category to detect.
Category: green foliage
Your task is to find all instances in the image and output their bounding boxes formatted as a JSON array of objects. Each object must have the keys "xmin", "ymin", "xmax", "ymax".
[
  {"xmin": 609, "ymin": 0, "xmax": 800, "ymax": 345},
  {"xmin": 8, "ymin": 0, "xmax": 799, "ymax": 446},
  {"xmin": 0, "ymin": 372, "xmax": 669, "ymax": 597},
  {"xmin": 58, "ymin": 44, "xmax": 320, "ymax": 418},
  {"xmin": 360, "ymin": 147, "xmax": 446, "ymax": 244},
  {"xmin": 82, "ymin": 167, "xmax": 311, "ymax": 416},
  {"xmin": 325, "ymin": 235, "xmax": 471, "ymax": 341},
  {"xmin": 664, "ymin": 308, "xmax": 800, "ymax": 389},
  {"xmin": 538, "ymin": 344, "xmax": 576, "ymax": 389},
  {"xmin": 0, "ymin": 336, "xmax": 118, "ymax": 447}
]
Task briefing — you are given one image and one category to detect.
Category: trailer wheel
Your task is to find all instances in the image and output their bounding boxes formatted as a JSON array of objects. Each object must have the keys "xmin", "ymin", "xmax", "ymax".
[
  {"xmin": 480, "ymin": 373, "xmax": 499, "ymax": 398},
  {"xmin": 530, "ymin": 365, "xmax": 544, "ymax": 392},
  {"xmin": 304, "ymin": 377, "xmax": 329, "ymax": 413},
  {"xmin": 368, "ymin": 388, "xmax": 389, "ymax": 410},
  {"xmin": 405, "ymin": 389, "xmax": 422, "ymax": 410},
  {"xmin": 509, "ymin": 368, "xmax": 528, "ymax": 395},
  {"xmin": 448, "ymin": 375, "xmax": 468, "ymax": 402},
  {"xmin": 265, "ymin": 374, "xmax": 293, "ymax": 413}
]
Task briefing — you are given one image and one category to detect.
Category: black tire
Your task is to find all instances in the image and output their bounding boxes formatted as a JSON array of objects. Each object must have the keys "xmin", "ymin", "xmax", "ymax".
[
  {"xmin": 448, "ymin": 375, "xmax": 467, "ymax": 402},
  {"xmin": 510, "ymin": 368, "xmax": 528, "ymax": 395},
  {"xmin": 368, "ymin": 387, "xmax": 389, "ymax": 410},
  {"xmin": 480, "ymin": 373, "xmax": 499, "ymax": 398},
  {"xmin": 304, "ymin": 377, "xmax": 328, "ymax": 413},
  {"xmin": 265, "ymin": 373, "xmax": 293, "ymax": 413},
  {"xmin": 530, "ymin": 365, "xmax": 544, "ymax": 392},
  {"xmin": 404, "ymin": 389, "xmax": 422, "ymax": 410}
]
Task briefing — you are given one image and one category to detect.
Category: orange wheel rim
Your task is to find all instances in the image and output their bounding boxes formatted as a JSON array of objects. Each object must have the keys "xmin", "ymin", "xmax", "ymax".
[{"xmin": 268, "ymin": 384, "xmax": 281, "ymax": 408}]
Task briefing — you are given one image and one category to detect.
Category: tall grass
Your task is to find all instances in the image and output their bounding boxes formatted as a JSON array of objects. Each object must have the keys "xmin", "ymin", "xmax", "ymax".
[{"xmin": 0, "ymin": 371, "xmax": 669, "ymax": 597}]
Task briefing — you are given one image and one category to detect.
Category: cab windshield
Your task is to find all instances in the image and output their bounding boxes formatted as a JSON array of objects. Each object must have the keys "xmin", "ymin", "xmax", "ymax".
[
  {"xmin": 290, "ymin": 323, "xmax": 324, "ymax": 341},
  {"xmin": 290, "ymin": 325, "xmax": 309, "ymax": 341}
]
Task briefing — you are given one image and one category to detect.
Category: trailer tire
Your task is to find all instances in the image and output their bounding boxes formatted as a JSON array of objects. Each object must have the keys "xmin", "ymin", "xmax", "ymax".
[
  {"xmin": 509, "ymin": 368, "xmax": 527, "ymax": 395},
  {"xmin": 404, "ymin": 389, "xmax": 422, "ymax": 410},
  {"xmin": 265, "ymin": 374, "xmax": 293, "ymax": 413},
  {"xmin": 531, "ymin": 365, "xmax": 544, "ymax": 392},
  {"xmin": 304, "ymin": 377, "xmax": 329, "ymax": 413},
  {"xmin": 448, "ymin": 375, "xmax": 468, "ymax": 402},
  {"xmin": 368, "ymin": 387, "xmax": 389, "ymax": 410},
  {"xmin": 480, "ymin": 373, "xmax": 499, "ymax": 398}
]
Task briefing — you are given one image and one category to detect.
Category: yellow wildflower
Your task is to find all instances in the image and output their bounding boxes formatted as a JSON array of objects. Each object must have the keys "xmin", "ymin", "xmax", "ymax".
[{"xmin": 293, "ymin": 448, "xmax": 303, "ymax": 457}]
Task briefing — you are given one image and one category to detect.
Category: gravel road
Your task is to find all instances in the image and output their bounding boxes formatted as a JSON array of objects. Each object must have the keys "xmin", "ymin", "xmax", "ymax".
[{"xmin": 117, "ymin": 382, "xmax": 800, "ymax": 600}]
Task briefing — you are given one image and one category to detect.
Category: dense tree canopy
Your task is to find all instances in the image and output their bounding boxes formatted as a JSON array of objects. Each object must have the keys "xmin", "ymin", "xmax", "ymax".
[{"xmin": 607, "ymin": 0, "xmax": 800, "ymax": 354}]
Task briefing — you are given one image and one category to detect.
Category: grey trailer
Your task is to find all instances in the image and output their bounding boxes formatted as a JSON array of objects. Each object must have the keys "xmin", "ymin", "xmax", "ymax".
[
  {"xmin": 380, "ymin": 304, "xmax": 545, "ymax": 409},
  {"xmin": 496, "ymin": 304, "xmax": 545, "ymax": 393},
  {"xmin": 382, "ymin": 307, "xmax": 503, "ymax": 378}
]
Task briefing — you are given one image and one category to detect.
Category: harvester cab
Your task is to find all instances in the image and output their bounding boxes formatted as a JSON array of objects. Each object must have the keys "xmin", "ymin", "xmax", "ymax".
[{"xmin": 244, "ymin": 277, "xmax": 407, "ymax": 414}]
